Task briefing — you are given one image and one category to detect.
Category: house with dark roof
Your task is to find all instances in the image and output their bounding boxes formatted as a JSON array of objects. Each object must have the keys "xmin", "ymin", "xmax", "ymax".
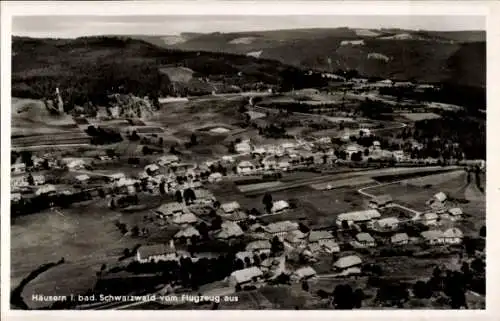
[
  {"xmin": 369, "ymin": 195, "xmax": 393, "ymax": 209},
  {"xmin": 136, "ymin": 240, "xmax": 177, "ymax": 263}
]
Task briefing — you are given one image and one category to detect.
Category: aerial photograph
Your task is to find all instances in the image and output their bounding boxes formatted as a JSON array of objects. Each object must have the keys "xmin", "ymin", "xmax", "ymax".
[{"xmin": 9, "ymin": 14, "xmax": 486, "ymax": 310}]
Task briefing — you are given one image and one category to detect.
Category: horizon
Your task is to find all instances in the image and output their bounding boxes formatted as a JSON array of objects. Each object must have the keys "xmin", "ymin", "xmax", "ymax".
[{"xmin": 12, "ymin": 15, "xmax": 485, "ymax": 39}]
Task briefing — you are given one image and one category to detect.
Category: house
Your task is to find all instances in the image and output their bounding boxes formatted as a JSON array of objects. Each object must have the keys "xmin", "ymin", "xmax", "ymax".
[
  {"xmin": 193, "ymin": 189, "xmax": 216, "ymax": 205},
  {"xmin": 372, "ymin": 141, "xmax": 381, "ymax": 150},
  {"xmin": 431, "ymin": 192, "xmax": 447, "ymax": 204},
  {"xmin": 263, "ymin": 221, "xmax": 299, "ymax": 238},
  {"xmin": 64, "ymin": 158, "xmax": 86, "ymax": 170},
  {"xmin": 236, "ymin": 251, "xmax": 255, "ymax": 264},
  {"xmin": 145, "ymin": 164, "xmax": 160, "ymax": 176},
  {"xmin": 108, "ymin": 173, "xmax": 126, "ymax": 182},
  {"xmin": 245, "ymin": 240, "xmax": 272, "ymax": 254},
  {"xmin": 75, "ymin": 174, "xmax": 90, "ymax": 184},
  {"xmin": 369, "ymin": 195, "xmax": 393, "ymax": 209},
  {"xmin": 308, "ymin": 231, "xmax": 335, "ymax": 245},
  {"xmin": 271, "ymin": 200, "xmax": 290, "ymax": 213},
  {"xmin": 447, "ymin": 208, "xmax": 463, "ymax": 221},
  {"xmin": 443, "ymin": 228, "xmax": 463, "ymax": 244},
  {"xmin": 157, "ymin": 155, "xmax": 179, "ymax": 167},
  {"xmin": 391, "ymin": 233, "xmax": 409, "ymax": 246},
  {"xmin": 278, "ymin": 160, "xmax": 291, "ymax": 171},
  {"xmin": 174, "ymin": 226, "xmax": 200, "ymax": 242},
  {"xmin": 392, "ymin": 150, "xmax": 406, "ymax": 162},
  {"xmin": 35, "ymin": 184, "xmax": 57, "ymax": 196},
  {"xmin": 285, "ymin": 230, "xmax": 307, "ymax": 247},
  {"xmin": 336, "ymin": 209, "xmax": 381, "ymax": 228},
  {"xmin": 11, "ymin": 163, "xmax": 26, "ymax": 174},
  {"xmin": 156, "ymin": 202, "xmax": 187, "ymax": 218},
  {"xmin": 136, "ymin": 240, "xmax": 177, "ymax": 263},
  {"xmin": 359, "ymin": 128, "xmax": 371, "ymax": 137},
  {"xmin": 229, "ymin": 267, "xmax": 263, "ymax": 288},
  {"xmin": 421, "ymin": 230, "xmax": 445, "ymax": 245},
  {"xmin": 422, "ymin": 212, "xmax": 439, "ymax": 226},
  {"xmin": 317, "ymin": 137, "xmax": 332, "ymax": 145},
  {"xmin": 223, "ymin": 211, "xmax": 248, "ymax": 223},
  {"xmin": 321, "ymin": 240, "xmax": 341, "ymax": 253},
  {"xmin": 208, "ymin": 172, "xmax": 223, "ymax": 183},
  {"xmin": 373, "ymin": 217, "xmax": 399, "ymax": 231},
  {"xmin": 221, "ymin": 155, "xmax": 235, "ymax": 163},
  {"xmin": 221, "ymin": 201, "xmax": 241, "ymax": 214},
  {"xmin": 237, "ymin": 161, "xmax": 255, "ymax": 175},
  {"xmin": 235, "ymin": 140, "xmax": 252, "ymax": 154},
  {"xmin": 11, "ymin": 176, "xmax": 28, "ymax": 189},
  {"xmin": 11, "ymin": 193, "xmax": 22, "ymax": 202},
  {"xmin": 172, "ymin": 213, "xmax": 198, "ymax": 225},
  {"xmin": 292, "ymin": 266, "xmax": 317, "ymax": 282},
  {"xmin": 354, "ymin": 232, "xmax": 376, "ymax": 247},
  {"xmin": 333, "ymin": 255, "xmax": 363, "ymax": 273},
  {"xmin": 215, "ymin": 221, "xmax": 244, "ymax": 240}
]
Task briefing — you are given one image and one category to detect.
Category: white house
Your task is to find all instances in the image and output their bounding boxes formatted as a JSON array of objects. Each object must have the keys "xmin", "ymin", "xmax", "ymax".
[
  {"xmin": 263, "ymin": 221, "xmax": 299, "ymax": 238},
  {"xmin": 373, "ymin": 217, "xmax": 399, "ymax": 231},
  {"xmin": 215, "ymin": 221, "xmax": 244, "ymax": 240},
  {"xmin": 271, "ymin": 200, "xmax": 290, "ymax": 213},
  {"xmin": 336, "ymin": 209, "xmax": 381, "ymax": 228},
  {"xmin": 158, "ymin": 155, "xmax": 179, "ymax": 167},
  {"xmin": 221, "ymin": 201, "xmax": 241, "ymax": 214},
  {"xmin": 235, "ymin": 140, "xmax": 252, "ymax": 154},
  {"xmin": 35, "ymin": 184, "xmax": 57, "ymax": 196},
  {"xmin": 136, "ymin": 240, "xmax": 177, "ymax": 263},
  {"xmin": 75, "ymin": 174, "xmax": 90, "ymax": 184},
  {"xmin": 430, "ymin": 192, "xmax": 447, "ymax": 204},
  {"xmin": 237, "ymin": 161, "xmax": 255, "ymax": 175},
  {"xmin": 359, "ymin": 128, "xmax": 371, "ymax": 137},
  {"xmin": 229, "ymin": 267, "xmax": 263, "ymax": 288},
  {"xmin": 443, "ymin": 228, "xmax": 463, "ymax": 244},
  {"xmin": 333, "ymin": 255, "xmax": 363, "ymax": 273},
  {"xmin": 284, "ymin": 230, "xmax": 307, "ymax": 247},
  {"xmin": 423, "ymin": 212, "xmax": 439, "ymax": 226},
  {"xmin": 11, "ymin": 193, "xmax": 22, "ymax": 202},
  {"xmin": 321, "ymin": 240, "xmax": 341, "ymax": 253},
  {"xmin": 156, "ymin": 202, "xmax": 187, "ymax": 218},
  {"xmin": 308, "ymin": 231, "xmax": 335, "ymax": 245},
  {"xmin": 421, "ymin": 230, "xmax": 445, "ymax": 245},
  {"xmin": 145, "ymin": 164, "xmax": 160, "ymax": 176},
  {"xmin": 292, "ymin": 266, "xmax": 317, "ymax": 282},
  {"xmin": 172, "ymin": 213, "xmax": 198, "ymax": 225},
  {"xmin": 11, "ymin": 163, "xmax": 26, "ymax": 174},
  {"xmin": 245, "ymin": 240, "xmax": 272, "ymax": 255},
  {"xmin": 108, "ymin": 172, "xmax": 126, "ymax": 182},
  {"xmin": 391, "ymin": 233, "xmax": 409, "ymax": 246},
  {"xmin": 208, "ymin": 172, "xmax": 223, "ymax": 183},
  {"xmin": 369, "ymin": 195, "xmax": 393, "ymax": 209},
  {"xmin": 447, "ymin": 207, "xmax": 463, "ymax": 221},
  {"xmin": 354, "ymin": 232, "xmax": 376, "ymax": 248},
  {"xmin": 174, "ymin": 226, "xmax": 200, "ymax": 242}
]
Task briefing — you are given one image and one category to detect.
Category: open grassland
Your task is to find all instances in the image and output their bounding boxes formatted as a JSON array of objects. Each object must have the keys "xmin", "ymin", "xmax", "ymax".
[
  {"xmin": 11, "ymin": 199, "xmax": 140, "ymax": 305},
  {"xmin": 400, "ymin": 112, "xmax": 442, "ymax": 121}
]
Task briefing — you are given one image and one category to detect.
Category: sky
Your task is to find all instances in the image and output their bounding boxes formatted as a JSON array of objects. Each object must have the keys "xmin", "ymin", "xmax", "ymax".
[{"xmin": 12, "ymin": 15, "xmax": 485, "ymax": 38}]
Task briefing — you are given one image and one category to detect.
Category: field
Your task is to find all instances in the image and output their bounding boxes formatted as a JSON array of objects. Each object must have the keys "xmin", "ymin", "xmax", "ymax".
[
  {"xmin": 310, "ymin": 177, "xmax": 377, "ymax": 190},
  {"xmin": 11, "ymin": 199, "xmax": 141, "ymax": 308},
  {"xmin": 400, "ymin": 112, "xmax": 441, "ymax": 121}
]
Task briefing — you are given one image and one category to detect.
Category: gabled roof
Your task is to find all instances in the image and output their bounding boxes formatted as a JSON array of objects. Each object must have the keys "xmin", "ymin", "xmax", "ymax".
[
  {"xmin": 391, "ymin": 233, "xmax": 409, "ymax": 243},
  {"xmin": 271, "ymin": 200, "xmax": 290, "ymax": 213},
  {"xmin": 448, "ymin": 208, "xmax": 463, "ymax": 216},
  {"xmin": 376, "ymin": 217, "xmax": 399, "ymax": 227},
  {"xmin": 421, "ymin": 230, "xmax": 444, "ymax": 240},
  {"xmin": 334, "ymin": 255, "xmax": 362, "ymax": 269},
  {"xmin": 285, "ymin": 230, "xmax": 307, "ymax": 243},
  {"xmin": 424, "ymin": 212, "xmax": 438, "ymax": 220},
  {"xmin": 174, "ymin": 225, "xmax": 200, "ymax": 238},
  {"xmin": 434, "ymin": 192, "xmax": 447, "ymax": 202},
  {"xmin": 308, "ymin": 230, "xmax": 334, "ymax": 243},
  {"xmin": 443, "ymin": 228, "xmax": 463, "ymax": 238},
  {"xmin": 370, "ymin": 194, "xmax": 393, "ymax": 205},
  {"xmin": 221, "ymin": 201, "xmax": 241, "ymax": 213},
  {"xmin": 156, "ymin": 202, "xmax": 186, "ymax": 215},
  {"xmin": 246, "ymin": 240, "xmax": 272, "ymax": 251},
  {"xmin": 294, "ymin": 266, "xmax": 317, "ymax": 278},
  {"xmin": 356, "ymin": 232, "xmax": 375, "ymax": 243},
  {"xmin": 172, "ymin": 213, "xmax": 198, "ymax": 225},
  {"xmin": 264, "ymin": 220, "xmax": 298, "ymax": 234},
  {"xmin": 230, "ymin": 267, "xmax": 263, "ymax": 284},
  {"xmin": 216, "ymin": 221, "xmax": 244, "ymax": 239}
]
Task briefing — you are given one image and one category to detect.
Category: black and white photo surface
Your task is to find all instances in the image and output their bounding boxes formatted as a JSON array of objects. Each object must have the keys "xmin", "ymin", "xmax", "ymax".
[{"xmin": 2, "ymin": 1, "xmax": 491, "ymax": 314}]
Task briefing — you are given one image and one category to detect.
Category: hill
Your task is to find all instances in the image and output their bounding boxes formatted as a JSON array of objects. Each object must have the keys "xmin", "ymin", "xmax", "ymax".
[
  {"xmin": 12, "ymin": 36, "xmax": 327, "ymax": 112},
  {"xmin": 135, "ymin": 28, "xmax": 486, "ymax": 88}
]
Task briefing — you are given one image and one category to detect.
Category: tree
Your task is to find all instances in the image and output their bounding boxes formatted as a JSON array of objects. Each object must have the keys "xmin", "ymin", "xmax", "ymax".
[
  {"xmin": 271, "ymin": 236, "xmax": 284, "ymax": 254},
  {"xmin": 159, "ymin": 181, "xmax": 166, "ymax": 195},
  {"xmin": 263, "ymin": 193, "xmax": 273, "ymax": 213},
  {"xmin": 479, "ymin": 225, "xmax": 486, "ymax": 237},
  {"xmin": 244, "ymin": 257, "xmax": 251, "ymax": 268},
  {"xmin": 301, "ymin": 281, "xmax": 309, "ymax": 292},
  {"xmin": 413, "ymin": 280, "xmax": 433, "ymax": 299},
  {"xmin": 27, "ymin": 173, "xmax": 35, "ymax": 185},
  {"xmin": 131, "ymin": 225, "xmax": 140, "ymax": 237},
  {"xmin": 333, "ymin": 284, "xmax": 354, "ymax": 309},
  {"xmin": 211, "ymin": 215, "xmax": 222, "ymax": 230},
  {"xmin": 364, "ymin": 148, "xmax": 370, "ymax": 156},
  {"xmin": 175, "ymin": 190, "xmax": 183, "ymax": 203},
  {"xmin": 234, "ymin": 258, "xmax": 244, "ymax": 270},
  {"xmin": 353, "ymin": 289, "xmax": 365, "ymax": 308},
  {"xmin": 190, "ymin": 133, "xmax": 198, "ymax": 146},
  {"xmin": 183, "ymin": 188, "xmax": 196, "ymax": 205},
  {"xmin": 20, "ymin": 151, "xmax": 33, "ymax": 167}
]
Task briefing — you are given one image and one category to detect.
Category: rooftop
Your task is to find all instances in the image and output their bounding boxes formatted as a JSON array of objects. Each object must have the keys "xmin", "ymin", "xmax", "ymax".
[
  {"xmin": 221, "ymin": 201, "xmax": 241, "ymax": 213},
  {"xmin": 174, "ymin": 226, "xmax": 200, "ymax": 238},
  {"xmin": 356, "ymin": 232, "xmax": 375, "ymax": 243},
  {"xmin": 334, "ymin": 255, "xmax": 362, "ymax": 269},
  {"xmin": 264, "ymin": 220, "xmax": 298, "ymax": 234},
  {"xmin": 308, "ymin": 230, "xmax": 334, "ymax": 243},
  {"xmin": 391, "ymin": 233, "xmax": 409, "ymax": 243},
  {"xmin": 421, "ymin": 230, "xmax": 444, "ymax": 240},
  {"xmin": 246, "ymin": 240, "xmax": 272, "ymax": 251},
  {"xmin": 337, "ymin": 209, "xmax": 381, "ymax": 222},
  {"xmin": 230, "ymin": 266, "xmax": 263, "ymax": 284}
]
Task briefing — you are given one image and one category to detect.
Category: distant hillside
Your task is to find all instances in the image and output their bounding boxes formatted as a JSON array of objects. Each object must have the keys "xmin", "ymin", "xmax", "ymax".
[
  {"xmin": 12, "ymin": 36, "xmax": 326, "ymax": 111},
  {"xmin": 135, "ymin": 28, "xmax": 486, "ymax": 88}
]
